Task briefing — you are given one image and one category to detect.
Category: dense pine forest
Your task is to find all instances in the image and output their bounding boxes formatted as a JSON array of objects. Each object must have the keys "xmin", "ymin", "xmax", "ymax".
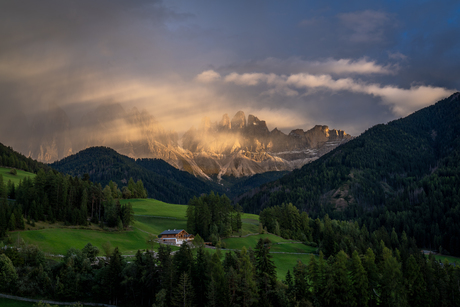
[
  {"xmin": 1, "ymin": 225, "xmax": 459, "ymax": 306},
  {"xmin": 241, "ymin": 93, "xmax": 460, "ymax": 257}
]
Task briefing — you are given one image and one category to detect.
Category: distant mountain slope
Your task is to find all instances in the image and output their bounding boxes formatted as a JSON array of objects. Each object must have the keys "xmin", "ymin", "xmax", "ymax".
[
  {"xmin": 0, "ymin": 142, "xmax": 51, "ymax": 173},
  {"xmin": 50, "ymin": 146, "xmax": 291, "ymax": 203},
  {"xmin": 240, "ymin": 93, "xmax": 460, "ymax": 256},
  {"xmin": 50, "ymin": 146, "xmax": 224, "ymax": 204}
]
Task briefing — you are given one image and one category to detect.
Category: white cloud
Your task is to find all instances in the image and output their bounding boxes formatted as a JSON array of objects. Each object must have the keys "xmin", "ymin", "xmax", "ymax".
[
  {"xmin": 195, "ymin": 70, "xmax": 221, "ymax": 83},
  {"xmin": 224, "ymin": 72, "xmax": 284, "ymax": 86},
  {"xmin": 309, "ymin": 58, "xmax": 394, "ymax": 75},
  {"xmin": 235, "ymin": 57, "xmax": 395, "ymax": 76},
  {"xmin": 201, "ymin": 70, "xmax": 455, "ymax": 117}
]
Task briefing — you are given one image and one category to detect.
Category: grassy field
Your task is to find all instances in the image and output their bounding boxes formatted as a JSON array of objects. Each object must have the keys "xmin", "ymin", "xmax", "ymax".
[
  {"xmin": 224, "ymin": 233, "xmax": 294, "ymax": 249},
  {"xmin": 122, "ymin": 198, "xmax": 259, "ymax": 236},
  {"xmin": 15, "ymin": 197, "xmax": 256, "ymax": 255},
  {"xmin": 434, "ymin": 254, "xmax": 460, "ymax": 264},
  {"xmin": 272, "ymin": 253, "xmax": 313, "ymax": 280},
  {"xmin": 222, "ymin": 233, "xmax": 317, "ymax": 279},
  {"xmin": 13, "ymin": 197, "xmax": 312, "ymax": 278},
  {"xmin": 17, "ymin": 227, "xmax": 150, "ymax": 255},
  {"xmin": 121, "ymin": 198, "xmax": 188, "ymax": 219},
  {"xmin": 0, "ymin": 167, "xmax": 36, "ymax": 186}
]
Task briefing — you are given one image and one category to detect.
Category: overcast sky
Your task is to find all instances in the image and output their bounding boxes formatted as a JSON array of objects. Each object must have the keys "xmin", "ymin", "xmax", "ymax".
[{"xmin": 1, "ymin": 0, "xmax": 459, "ymax": 137}]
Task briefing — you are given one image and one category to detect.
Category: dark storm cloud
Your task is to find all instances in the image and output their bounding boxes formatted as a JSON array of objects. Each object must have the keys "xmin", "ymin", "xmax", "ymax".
[{"xmin": 0, "ymin": 0, "xmax": 459, "ymax": 147}]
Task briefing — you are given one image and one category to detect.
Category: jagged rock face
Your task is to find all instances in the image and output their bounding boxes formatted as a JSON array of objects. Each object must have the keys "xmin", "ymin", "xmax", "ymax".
[
  {"xmin": 231, "ymin": 111, "xmax": 246, "ymax": 131},
  {"xmin": 27, "ymin": 106, "xmax": 351, "ymax": 180},
  {"xmin": 247, "ymin": 115, "xmax": 269, "ymax": 137},
  {"xmin": 219, "ymin": 114, "xmax": 231, "ymax": 131},
  {"xmin": 179, "ymin": 111, "xmax": 351, "ymax": 179}
]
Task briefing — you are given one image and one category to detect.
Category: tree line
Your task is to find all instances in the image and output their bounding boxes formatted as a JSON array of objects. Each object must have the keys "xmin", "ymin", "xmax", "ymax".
[
  {"xmin": 0, "ymin": 168, "xmax": 147, "ymax": 237},
  {"xmin": 1, "ymin": 237, "xmax": 459, "ymax": 307}
]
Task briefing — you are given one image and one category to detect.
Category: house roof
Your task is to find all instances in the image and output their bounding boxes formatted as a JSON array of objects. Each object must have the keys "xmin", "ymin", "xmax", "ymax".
[{"xmin": 160, "ymin": 229, "xmax": 185, "ymax": 235}]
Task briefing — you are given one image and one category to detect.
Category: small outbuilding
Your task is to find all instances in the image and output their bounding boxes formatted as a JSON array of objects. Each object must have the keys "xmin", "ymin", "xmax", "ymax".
[{"xmin": 159, "ymin": 229, "xmax": 194, "ymax": 246}]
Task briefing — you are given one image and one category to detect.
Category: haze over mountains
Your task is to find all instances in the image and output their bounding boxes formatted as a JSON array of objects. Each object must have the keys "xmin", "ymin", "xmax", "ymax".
[{"xmin": 11, "ymin": 103, "xmax": 351, "ymax": 180}]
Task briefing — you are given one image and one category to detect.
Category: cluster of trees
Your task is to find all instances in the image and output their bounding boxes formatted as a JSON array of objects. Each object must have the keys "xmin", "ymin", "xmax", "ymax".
[
  {"xmin": 0, "ymin": 170, "xmax": 142, "ymax": 237},
  {"xmin": 259, "ymin": 206, "xmax": 423, "ymax": 260},
  {"xmin": 106, "ymin": 179, "xmax": 147, "ymax": 200},
  {"xmin": 1, "ymin": 237, "xmax": 459, "ymax": 307},
  {"xmin": 186, "ymin": 192, "xmax": 242, "ymax": 244},
  {"xmin": 259, "ymin": 203, "xmax": 311, "ymax": 241},
  {"xmin": 240, "ymin": 93, "xmax": 460, "ymax": 256}
]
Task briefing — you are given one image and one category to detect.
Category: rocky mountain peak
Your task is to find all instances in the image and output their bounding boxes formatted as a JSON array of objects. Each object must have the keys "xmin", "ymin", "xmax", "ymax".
[
  {"xmin": 199, "ymin": 116, "xmax": 213, "ymax": 132},
  {"xmin": 24, "ymin": 105, "xmax": 352, "ymax": 180},
  {"xmin": 247, "ymin": 114, "xmax": 269, "ymax": 136},
  {"xmin": 231, "ymin": 111, "xmax": 246, "ymax": 130},
  {"xmin": 289, "ymin": 129, "xmax": 305, "ymax": 138},
  {"xmin": 219, "ymin": 114, "xmax": 231, "ymax": 130}
]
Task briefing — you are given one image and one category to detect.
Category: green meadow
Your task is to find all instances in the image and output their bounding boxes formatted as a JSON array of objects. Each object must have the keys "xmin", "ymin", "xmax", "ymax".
[
  {"xmin": 434, "ymin": 254, "xmax": 460, "ymax": 264},
  {"xmin": 17, "ymin": 227, "xmax": 150, "ymax": 255},
  {"xmin": 222, "ymin": 233, "xmax": 317, "ymax": 279},
  {"xmin": 121, "ymin": 198, "xmax": 260, "ymax": 236},
  {"xmin": 121, "ymin": 198, "xmax": 188, "ymax": 219},
  {"xmin": 14, "ymin": 197, "xmax": 313, "ymax": 278},
  {"xmin": 272, "ymin": 253, "xmax": 314, "ymax": 280},
  {"xmin": 0, "ymin": 167, "xmax": 36, "ymax": 186}
]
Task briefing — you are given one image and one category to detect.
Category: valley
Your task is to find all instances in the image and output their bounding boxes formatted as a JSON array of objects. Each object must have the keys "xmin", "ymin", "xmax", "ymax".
[
  {"xmin": 1, "ymin": 94, "xmax": 460, "ymax": 306},
  {"xmin": 11, "ymin": 198, "xmax": 316, "ymax": 280}
]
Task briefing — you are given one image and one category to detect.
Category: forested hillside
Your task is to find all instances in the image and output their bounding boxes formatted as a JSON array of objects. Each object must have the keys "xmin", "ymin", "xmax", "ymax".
[
  {"xmin": 0, "ymin": 143, "xmax": 51, "ymax": 173},
  {"xmin": 51, "ymin": 147, "xmax": 224, "ymax": 204},
  {"xmin": 241, "ymin": 93, "xmax": 460, "ymax": 256},
  {"xmin": 51, "ymin": 146, "xmax": 289, "ymax": 203}
]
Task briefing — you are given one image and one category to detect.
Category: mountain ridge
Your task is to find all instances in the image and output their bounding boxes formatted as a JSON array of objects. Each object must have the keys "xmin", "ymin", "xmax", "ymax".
[{"xmin": 19, "ymin": 105, "xmax": 352, "ymax": 180}]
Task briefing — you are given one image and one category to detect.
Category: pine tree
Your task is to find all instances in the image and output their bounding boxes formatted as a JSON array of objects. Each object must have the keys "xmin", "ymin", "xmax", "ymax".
[
  {"xmin": 380, "ymin": 247, "xmax": 406, "ymax": 306},
  {"xmin": 237, "ymin": 246, "xmax": 258, "ymax": 307},
  {"xmin": 172, "ymin": 272, "xmax": 194, "ymax": 307},
  {"xmin": 293, "ymin": 260, "xmax": 309, "ymax": 303},
  {"xmin": 351, "ymin": 250, "xmax": 369, "ymax": 307},
  {"xmin": 404, "ymin": 255, "xmax": 427, "ymax": 306},
  {"xmin": 363, "ymin": 248, "xmax": 379, "ymax": 306},
  {"xmin": 329, "ymin": 250, "xmax": 355, "ymax": 307},
  {"xmin": 208, "ymin": 252, "xmax": 227, "ymax": 306},
  {"xmin": 122, "ymin": 202, "xmax": 134, "ymax": 227},
  {"xmin": 108, "ymin": 247, "xmax": 123, "ymax": 305},
  {"xmin": 255, "ymin": 238, "xmax": 277, "ymax": 306},
  {"xmin": 8, "ymin": 213, "xmax": 16, "ymax": 230}
]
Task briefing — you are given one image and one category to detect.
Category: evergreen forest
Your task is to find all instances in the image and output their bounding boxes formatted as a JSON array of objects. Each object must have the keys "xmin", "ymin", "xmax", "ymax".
[{"xmin": 241, "ymin": 93, "xmax": 460, "ymax": 257}]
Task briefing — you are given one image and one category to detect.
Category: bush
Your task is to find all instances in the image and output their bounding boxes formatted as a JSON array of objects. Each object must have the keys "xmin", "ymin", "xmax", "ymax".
[{"xmin": 9, "ymin": 168, "xmax": 17, "ymax": 175}]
